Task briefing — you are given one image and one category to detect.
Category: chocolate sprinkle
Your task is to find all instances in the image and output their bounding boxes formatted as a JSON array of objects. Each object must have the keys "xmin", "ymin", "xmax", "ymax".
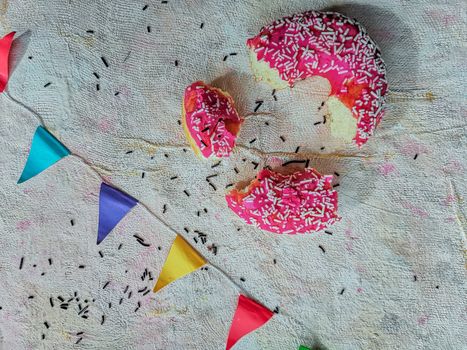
[
  {"xmin": 414, "ymin": 153, "xmax": 418, "ymax": 160},
  {"xmin": 339, "ymin": 288, "xmax": 345, "ymax": 295},
  {"xmin": 282, "ymin": 160, "xmax": 307, "ymax": 166},
  {"xmin": 101, "ymin": 57, "xmax": 109, "ymax": 67},
  {"xmin": 19, "ymin": 257, "xmax": 24, "ymax": 270},
  {"xmin": 254, "ymin": 100, "xmax": 263, "ymax": 112},
  {"xmin": 318, "ymin": 245, "xmax": 326, "ymax": 253},
  {"xmin": 43, "ymin": 82, "xmax": 51, "ymax": 88}
]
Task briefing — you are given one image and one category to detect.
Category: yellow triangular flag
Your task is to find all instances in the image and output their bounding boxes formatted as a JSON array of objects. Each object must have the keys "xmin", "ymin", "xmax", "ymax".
[{"xmin": 154, "ymin": 235, "xmax": 206, "ymax": 292}]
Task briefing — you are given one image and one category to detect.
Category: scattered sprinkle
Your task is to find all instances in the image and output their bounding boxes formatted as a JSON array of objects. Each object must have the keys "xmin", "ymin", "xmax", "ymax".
[
  {"xmin": 280, "ymin": 136, "xmax": 286, "ymax": 142},
  {"xmin": 318, "ymin": 245, "xmax": 326, "ymax": 253},
  {"xmin": 200, "ymin": 23, "xmax": 204, "ymax": 29},
  {"xmin": 44, "ymin": 82, "xmax": 51, "ymax": 88},
  {"xmin": 254, "ymin": 100, "xmax": 263, "ymax": 112},
  {"xmin": 282, "ymin": 160, "xmax": 307, "ymax": 166},
  {"xmin": 19, "ymin": 257, "xmax": 24, "ymax": 270},
  {"xmin": 339, "ymin": 288, "xmax": 345, "ymax": 295},
  {"xmin": 101, "ymin": 57, "xmax": 109, "ymax": 67},
  {"xmin": 414, "ymin": 154, "xmax": 418, "ymax": 160}
]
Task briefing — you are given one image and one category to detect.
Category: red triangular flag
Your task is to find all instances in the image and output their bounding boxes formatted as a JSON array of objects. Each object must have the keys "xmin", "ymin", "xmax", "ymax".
[
  {"xmin": 0, "ymin": 32, "xmax": 15, "ymax": 92},
  {"xmin": 226, "ymin": 294, "xmax": 273, "ymax": 350}
]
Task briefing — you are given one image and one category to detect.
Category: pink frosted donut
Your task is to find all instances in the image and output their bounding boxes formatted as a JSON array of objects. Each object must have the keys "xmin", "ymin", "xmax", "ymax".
[
  {"xmin": 182, "ymin": 81, "xmax": 243, "ymax": 158},
  {"xmin": 226, "ymin": 168, "xmax": 340, "ymax": 234},
  {"xmin": 247, "ymin": 11, "xmax": 388, "ymax": 146}
]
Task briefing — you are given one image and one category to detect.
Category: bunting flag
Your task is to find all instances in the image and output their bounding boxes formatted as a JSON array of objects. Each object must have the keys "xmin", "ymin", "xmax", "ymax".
[
  {"xmin": 299, "ymin": 346, "xmax": 311, "ymax": 350},
  {"xmin": 0, "ymin": 31, "xmax": 15, "ymax": 92},
  {"xmin": 97, "ymin": 182, "xmax": 138, "ymax": 245},
  {"xmin": 18, "ymin": 126, "xmax": 70, "ymax": 184},
  {"xmin": 226, "ymin": 294, "xmax": 274, "ymax": 350},
  {"xmin": 154, "ymin": 235, "xmax": 206, "ymax": 292}
]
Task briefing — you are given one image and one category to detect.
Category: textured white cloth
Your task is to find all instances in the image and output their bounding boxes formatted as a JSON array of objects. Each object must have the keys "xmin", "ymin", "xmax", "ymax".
[{"xmin": 0, "ymin": 0, "xmax": 466, "ymax": 349}]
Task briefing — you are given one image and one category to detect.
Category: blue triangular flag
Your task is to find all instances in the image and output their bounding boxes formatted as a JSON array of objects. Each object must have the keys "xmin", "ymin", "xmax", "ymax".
[
  {"xmin": 18, "ymin": 126, "xmax": 70, "ymax": 183},
  {"xmin": 97, "ymin": 183, "xmax": 138, "ymax": 245}
]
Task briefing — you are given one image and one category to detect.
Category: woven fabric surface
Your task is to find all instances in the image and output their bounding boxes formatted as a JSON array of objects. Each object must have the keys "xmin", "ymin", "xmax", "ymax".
[{"xmin": 0, "ymin": 0, "xmax": 466, "ymax": 349}]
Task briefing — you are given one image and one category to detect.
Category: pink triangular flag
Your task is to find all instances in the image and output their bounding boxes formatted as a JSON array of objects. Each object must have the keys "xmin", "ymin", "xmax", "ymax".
[
  {"xmin": 0, "ymin": 32, "xmax": 15, "ymax": 92},
  {"xmin": 226, "ymin": 294, "xmax": 273, "ymax": 350}
]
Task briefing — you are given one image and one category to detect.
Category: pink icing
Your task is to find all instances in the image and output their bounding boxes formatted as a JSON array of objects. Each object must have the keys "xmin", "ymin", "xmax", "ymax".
[
  {"xmin": 183, "ymin": 82, "xmax": 243, "ymax": 158},
  {"xmin": 226, "ymin": 168, "xmax": 340, "ymax": 234},
  {"xmin": 247, "ymin": 11, "xmax": 388, "ymax": 146}
]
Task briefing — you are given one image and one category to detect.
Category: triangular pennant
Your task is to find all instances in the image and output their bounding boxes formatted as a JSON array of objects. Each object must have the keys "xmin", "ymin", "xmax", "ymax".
[
  {"xmin": 97, "ymin": 183, "xmax": 138, "ymax": 244},
  {"xmin": 0, "ymin": 32, "xmax": 15, "ymax": 92},
  {"xmin": 299, "ymin": 346, "xmax": 311, "ymax": 350},
  {"xmin": 226, "ymin": 294, "xmax": 274, "ymax": 350},
  {"xmin": 18, "ymin": 126, "xmax": 70, "ymax": 183},
  {"xmin": 154, "ymin": 235, "xmax": 206, "ymax": 292}
]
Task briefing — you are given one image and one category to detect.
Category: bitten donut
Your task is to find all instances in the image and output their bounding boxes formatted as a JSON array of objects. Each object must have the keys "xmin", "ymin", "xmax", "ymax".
[
  {"xmin": 182, "ymin": 81, "xmax": 243, "ymax": 158},
  {"xmin": 247, "ymin": 11, "xmax": 388, "ymax": 146},
  {"xmin": 226, "ymin": 168, "xmax": 339, "ymax": 234}
]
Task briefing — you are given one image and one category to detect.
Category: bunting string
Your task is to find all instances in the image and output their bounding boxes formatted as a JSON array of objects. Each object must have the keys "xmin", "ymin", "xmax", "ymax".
[{"xmin": 5, "ymin": 85, "xmax": 254, "ymax": 304}]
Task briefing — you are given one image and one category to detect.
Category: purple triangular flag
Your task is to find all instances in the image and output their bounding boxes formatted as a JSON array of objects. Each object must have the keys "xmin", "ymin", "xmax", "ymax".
[{"xmin": 97, "ymin": 183, "xmax": 138, "ymax": 245}]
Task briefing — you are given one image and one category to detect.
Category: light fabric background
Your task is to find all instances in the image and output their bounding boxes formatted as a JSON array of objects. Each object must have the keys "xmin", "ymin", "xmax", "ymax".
[{"xmin": 0, "ymin": 0, "xmax": 466, "ymax": 349}]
